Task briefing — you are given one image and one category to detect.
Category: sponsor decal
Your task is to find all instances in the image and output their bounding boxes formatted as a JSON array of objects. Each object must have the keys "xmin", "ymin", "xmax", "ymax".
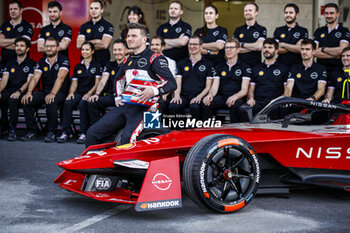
[
  {"xmin": 293, "ymin": 32, "xmax": 300, "ymax": 39},
  {"xmin": 239, "ymin": 33, "xmax": 244, "ymax": 38},
  {"xmin": 199, "ymin": 65, "xmax": 206, "ymax": 72},
  {"xmin": 184, "ymin": 66, "xmax": 189, "ymax": 71},
  {"xmin": 23, "ymin": 66, "xmax": 30, "ymax": 73},
  {"xmin": 77, "ymin": 70, "xmax": 82, "ymax": 74},
  {"xmin": 58, "ymin": 30, "xmax": 64, "ymax": 37},
  {"xmin": 213, "ymin": 30, "xmax": 219, "ymax": 36},
  {"xmin": 114, "ymin": 143, "xmax": 136, "ymax": 150},
  {"xmin": 44, "ymin": 66, "xmax": 48, "ymax": 71},
  {"xmin": 221, "ymin": 71, "xmax": 227, "ymax": 76},
  {"xmin": 45, "ymin": 32, "xmax": 50, "ymax": 37},
  {"xmin": 18, "ymin": 26, "xmax": 23, "ymax": 32},
  {"xmin": 297, "ymin": 73, "xmax": 301, "ymax": 78},
  {"xmin": 281, "ymin": 34, "xmax": 285, "ymax": 38},
  {"xmin": 320, "ymin": 33, "xmax": 325, "ymax": 38},
  {"xmin": 54, "ymin": 64, "xmax": 59, "ymax": 70},
  {"xmin": 253, "ymin": 32, "xmax": 259, "ymax": 39},
  {"xmin": 90, "ymin": 67, "xmax": 96, "ymax": 74},
  {"xmin": 159, "ymin": 58, "xmax": 168, "ymax": 68},
  {"xmin": 335, "ymin": 32, "xmax": 341, "ymax": 38},
  {"xmin": 337, "ymin": 77, "xmax": 342, "ymax": 82},
  {"xmin": 175, "ymin": 27, "xmax": 181, "ymax": 33},
  {"xmin": 95, "ymin": 177, "xmax": 112, "ymax": 190},
  {"xmin": 235, "ymin": 69, "xmax": 242, "ymax": 76},
  {"xmin": 296, "ymin": 147, "xmax": 350, "ymax": 159},
  {"xmin": 137, "ymin": 200, "xmax": 181, "ymax": 210},
  {"xmin": 64, "ymin": 179, "xmax": 77, "ymax": 185},
  {"xmin": 6, "ymin": 27, "xmax": 11, "ymax": 31},
  {"xmin": 128, "ymin": 61, "xmax": 132, "ymax": 66},
  {"xmin": 310, "ymin": 72, "xmax": 318, "ymax": 79},
  {"xmin": 111, "ymin": 70, "xmax": 115, "ymax": 75},
  {"xmin": 273, "ymin": 69, "xmax": 281, "ymax": 76},
  {"xmin": 143, "ymin": 137, "xmax": 160, "ymax": 145},
  {"xmin": 259, "ymin": 71, "xmax": 264, "ymax": 76},
  {"xmin": 98, "ymin": 26, "xmax": 104, "ymax": 32},
  {"xmin": 10, "ymin": 68, "xmax": 15, "ymax": 73},
  {"xmin": 200, "ymin": 162, "xmax": 207, "ymax": 192},
  {"xmin": 152, "ymin": 173, "xmax": 172, "ymax": 191},
  {"xmin": 87, "ymin": 28, "xmax": 91, "ymax": 33},
  {"xmin": 163, "ymin": 28, "xmax": 168, "ymax": 33},
  {"xmin": 251, "ymin": 154, "xmax": 260, "ymax": 183},
  {"xmin": 246, "ymin": 193, "xmax": 254, "ymax": 202},
  {"xmin": 138, "ymin": 58, "xmax": 148, "ymax": 68}
]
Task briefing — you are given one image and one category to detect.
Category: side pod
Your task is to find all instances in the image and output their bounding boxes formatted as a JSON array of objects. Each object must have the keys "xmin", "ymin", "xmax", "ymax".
[{"xmin": 135, "ymin": 156, "xmax": 182, "ymax": 211}]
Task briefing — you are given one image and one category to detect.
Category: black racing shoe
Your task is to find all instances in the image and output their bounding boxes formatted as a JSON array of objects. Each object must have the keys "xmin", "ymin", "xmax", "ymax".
[
  {"xmin": 76, "ymin": 133, "xmax": 86, "ymax": 144},
  {"xmin": 8, "ymin": 130, "xmax": 17, "ymax": 141},
  {"xmin": 57, "ymin": 132, "xmax": 68, "ymax": 143},
  {"xmin": 21, "ymin": 132, "xmax": 40, "ymax": 141},
  {"xmin": 44, "ymin": 132, "xmax": 56, "ymax": 143}
]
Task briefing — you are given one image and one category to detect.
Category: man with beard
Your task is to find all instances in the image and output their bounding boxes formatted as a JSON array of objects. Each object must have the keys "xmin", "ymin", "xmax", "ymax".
[
  {"xmin": 87, "ymin": 39, "xmax": 128, "ymax": 125},
  {"xmin": 233, "ymin": 3, "xmax": 267, "ymax": 67},
  {"xmin": 37, "ymin": 1, "xmax": 72, "ymax": 58},
  {"xmin": 313, "ymin": 3, "xmax": 350, "ymax": 75},
  {"xmin": 273, "ymin": 3, "xmax": 308, "ymax": 67},
  {"xmin": 85, "ymin": 23, "xmax": 176, "ymax": 148},
  {"xmin": 21, "ymin": 37, "xmax": 70, "ymax": 142},
  {"xmin": 245, "ymin": 38, "xmax": 289, "ymax": 116},
  {"xmin": 323, "ymin": 47, "xmax": 350, "ymax": 104},
  {"xmin": 284, "ymin": 39, "xmax": 327, "ymax": 101},
  {"xmin": 0, "ymin": 37, "xmax": 36, "ymax": 140},
  {"xmin": 77, "ymin": 0, "xmax": 114, "ymax": 66},
  {"xmin": 156, "ymin": 1, "xmax": 191, "ymax": 62},
  {"xmin": 0, "ymin": 0, "xmax": 33, "ymax": 66}
]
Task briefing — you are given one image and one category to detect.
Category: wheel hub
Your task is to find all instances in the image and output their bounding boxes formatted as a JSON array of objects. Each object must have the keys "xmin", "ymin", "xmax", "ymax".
[{"xmin": 223, "ymin": 169, "xmax": 234, "ymax": 180}]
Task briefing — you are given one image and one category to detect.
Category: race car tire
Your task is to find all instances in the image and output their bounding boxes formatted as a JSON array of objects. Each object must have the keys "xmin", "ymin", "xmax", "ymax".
[{"xmin": 183, "ymin": 134, "xmax": 260, "ymax": 213}]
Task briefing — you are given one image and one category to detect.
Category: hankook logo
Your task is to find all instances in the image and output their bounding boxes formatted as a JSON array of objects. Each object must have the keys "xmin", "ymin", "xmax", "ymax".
[{"xmin": 152, "ymin": 173, "xmax": 172, "ymax": 191}]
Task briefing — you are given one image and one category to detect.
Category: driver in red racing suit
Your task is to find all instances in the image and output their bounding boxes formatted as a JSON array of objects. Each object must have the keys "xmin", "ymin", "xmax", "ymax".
[{"xmin": 85, "ymin": 23, "xmax": 176, "ymax": 148}]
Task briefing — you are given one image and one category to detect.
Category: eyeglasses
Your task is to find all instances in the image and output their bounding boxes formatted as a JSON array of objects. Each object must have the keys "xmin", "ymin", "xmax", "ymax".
[
  {"xmin": 225, "ymin": 46, "xmax": 236, "ymax": 50},
  {"xmin": 188, "ymin": 43, "xmax": 200, "ymax": 47}
]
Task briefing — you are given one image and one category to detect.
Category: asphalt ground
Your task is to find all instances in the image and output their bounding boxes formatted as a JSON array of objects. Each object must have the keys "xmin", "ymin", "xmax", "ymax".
[{"xmin": 0, "ymin": 139, "xmax": 349, "ymax": 233}]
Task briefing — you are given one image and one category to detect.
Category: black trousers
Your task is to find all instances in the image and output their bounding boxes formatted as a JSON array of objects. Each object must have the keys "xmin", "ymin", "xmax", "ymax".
[
  {"xmin": 0, "ymin": 89, "xmax": 22, "ymax": 131},
  {"xmin": 61, "ymin": 93, "xmax": 90, "ymax": 134},
  {"xmin": 85, "ymin": 104, "xmax": 149, "ymax": 148},
  {"xmin": 168, "ymin": 95, "xmax": 201, "ymax": 120},
  {"xmin": 202, "ymin": 95, "xmax": 244, "ymax": 123},
  {"xmin": 23, "ymin": 91, "xmax": 66, "ymax": 133},
  {"xmin": 87, "ymin": 95, "xmax": 115, "ymax": 125}
]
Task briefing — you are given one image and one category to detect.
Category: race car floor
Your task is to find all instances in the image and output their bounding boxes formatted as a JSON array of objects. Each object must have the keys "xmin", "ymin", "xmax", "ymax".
[{"xmin": 0, "ymin": 139, "xmax": 349, "ymax": 233}]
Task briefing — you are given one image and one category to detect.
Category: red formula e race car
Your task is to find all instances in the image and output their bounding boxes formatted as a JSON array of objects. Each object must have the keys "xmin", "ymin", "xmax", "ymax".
[{"xmin": 55, "ymin": 97, "xmax": 350, "ymax": 213}]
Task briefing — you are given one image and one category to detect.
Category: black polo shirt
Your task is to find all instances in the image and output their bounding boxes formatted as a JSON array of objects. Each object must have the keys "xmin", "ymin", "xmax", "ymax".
[
  {"xmin": 328, "ymin": 69, "xmax": 350, "ymax": 103},
  {"xmin": 233, "ymin": 23, "xmax": 267, "ymax": 67},
  {"xmin": 313, "ymin": 24, "xmax": 350, "ymax": 71},
  {"xmin": 288, "ymin": 62, "xmax": 327, "ymax": 99},
  {"xmin": 72, "ymin": 59, "xmax": 102, "ymax": 95},
  {"xmin": 214, "ymin": 60, "xmax": 251, "ymax": 97},
  {"xmin": 38, "ymin": 21, "xmax": 72, "ymax": 58},
  {"xmin": 156, "ymin": 19, "xmax": 192, "ymax": 62},
  {"xmin": 79, "ymin": 18, "xmax": 114, "ymax": 65},
  {"xmin": 2, "ymin": 57, "xmax": 36, "ymax": 92},
  {"xmin": 177, "ymin": 57, "xmax": 215, "ymax": 99},
  {"xmin": 0, "ymin": 19, "xmax": 33, "ymax": 65},
  {"xmin": 102, "ymin": 61, "xmax": 121, "ymax": 95},
  {"xmin": 193, "ymin": 26, "xmax": 228, "ymax": 65},
  {"xmin": 35, "ymin": 53, "xmax": 70, "ymax": 93},
  {"xmin": 273, "ymin": 24, "xmax": 308, "ymax": 67},
  {"xmin": 251, "ymin": 61, "xmax": 289, "ymax": 99}
]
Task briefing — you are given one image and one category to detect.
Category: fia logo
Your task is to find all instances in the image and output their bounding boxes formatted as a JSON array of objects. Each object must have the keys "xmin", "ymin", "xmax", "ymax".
[{"xmin": 143, "ymin": 111, "xmax": 161, "ymax": 129}]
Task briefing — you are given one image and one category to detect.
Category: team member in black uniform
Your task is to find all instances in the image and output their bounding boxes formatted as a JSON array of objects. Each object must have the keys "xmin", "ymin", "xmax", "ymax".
[
  {"xmin": 284, "ymin": 39, "xmax": 327, "ymax": 100},
  {"xmin": 87, "ymin": 39, "xmax": 128, "ymax": 125},
  {"xmin": 0, "ymin": 0, "xmax": 33, "ymax": 66},
  {"xmin": 57, "ymin": 42, "xmax": 102, "ymax": 143},
  {"xmin": 168, "ymin": 36, "xmax": 215, "ymax": 120},
  {"xmin": 0, "ymin": 37, "xmax": 35, "ymax": 140},
  {"xmin": 21, "ymin": 37, "xmax": 70, "ymax": 142},
  {"xmin": 120, "ymin": 6, "xmax": 150, "ymax": 46},
  {"xmin": 193, "ymin": 5, "xmax": 227, "ymax": 65},
  {"xmin": 323, "ymin": 47, "xmax": 350, "ymax": 104},
  {"xmin": 156, "ymin": 1, "xmax": 191, "ymax": 62},
  {"xmin": 37, "ymin": 1, "xmax": 72, "ymax": 58},
  {"xmin": 77, "ymin": 0, "xmax": 114, "ymax": 66},
  {"xmin": 273, "ymin": 3, "xmax": 308, "ymax": 67},
  {"xmin": 313, "ymin": 3, "xmax": 350, "ymax": 74},
  {"xmin": 202, "ymin": 38, "xmax": 251, "ymax": 123},
  {"xmin": 233, "ymin": 3, "xmax": 267, "ymax": 67},
  {"xmin": 85, "ymin": 23, "xmax": 176, "ymax": 148},
  {"xmin": 245, "ymin": 38, "xmax": 289, "ymax": 115}
]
